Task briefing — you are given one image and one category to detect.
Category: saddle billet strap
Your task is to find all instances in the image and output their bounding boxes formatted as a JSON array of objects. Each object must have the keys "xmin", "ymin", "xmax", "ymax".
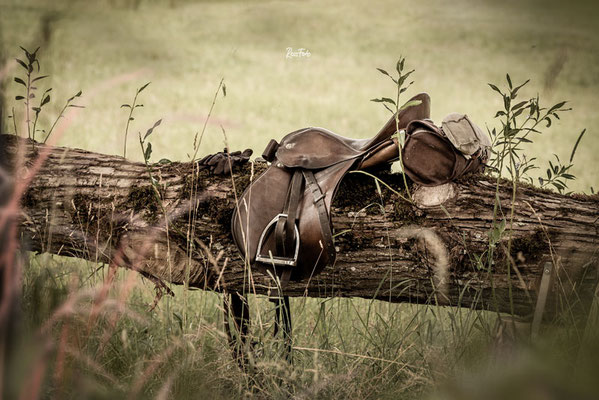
[
  {"xmin": 302, "ymin": 170, "xmax": 336, "ymax": 264},
  {"xmin": 274, "ymin": 169, "xmax": 303, "ymax": 258}
]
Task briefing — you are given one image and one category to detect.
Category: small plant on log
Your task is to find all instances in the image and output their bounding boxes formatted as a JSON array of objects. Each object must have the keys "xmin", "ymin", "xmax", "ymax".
[
  {"xmin": 11, "ymin": 46, "xmax": 83, "ymax": 144},
  {"xmin": 13, "ymin": 46, "xmax": 47, "ymax": 142},
  {"xmin": 121, "ymin": 81, "xmax": 150, "ymax": 158},
  {"xmin": 484, "ymin": 74, "xmax": 588, "ymax": 316},
  {"xmin": 486, "ymin": 74, "xmax": 586, "ymax": 193},
  {"xmin": 370, "ymin": 56, "xmax": 422, "ymax": 202}
]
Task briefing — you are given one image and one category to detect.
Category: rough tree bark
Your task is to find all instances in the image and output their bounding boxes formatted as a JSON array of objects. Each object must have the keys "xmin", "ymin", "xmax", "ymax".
[{"xmin": 2, "ymin": 134, "xmax": 598, "ymax": 317}]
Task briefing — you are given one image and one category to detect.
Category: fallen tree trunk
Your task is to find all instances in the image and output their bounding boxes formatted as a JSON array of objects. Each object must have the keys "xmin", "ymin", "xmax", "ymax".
[{"xmin": 2, "ymin": 134, "xmax": 598, "ymax": 317}]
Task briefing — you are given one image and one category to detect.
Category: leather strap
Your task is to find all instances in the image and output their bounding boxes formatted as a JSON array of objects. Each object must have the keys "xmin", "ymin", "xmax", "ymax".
[
  {"xmin": 274, "ymin": 170, "xmax": 303, "ymax": 257},
  {"xmin": 359, "ymin": 138, "xmax": 399, "ymax": 170},
  {"xmin": 302, "ymin": 170, "xmax": 336, "ymax": 264}
]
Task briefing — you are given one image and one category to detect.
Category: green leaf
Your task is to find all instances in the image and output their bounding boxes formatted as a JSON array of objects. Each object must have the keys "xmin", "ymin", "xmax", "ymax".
[
  {"xmin": 370, "ymin": 97, "xmax": 396, "ymax": 105},
  {"xmin": 503, "ymin": 95, "xmax": 510, "ymax": 111},
  {"xmin": 15, "ymin": 58, "xmax": 28, "ymax": 70},
  {"xmin": 222, "ymin": 83, "xmax": 227, "ymax": 97},
  {"xmin": 398, "ymin": 99, "xmax": 422, "ymax": 111},
  {"xmin": 137, "ymin": 82, "xmax": 151, "ymax": 93},
  {"xmin": 511, "ymin": 101, "xmax": 527, "ymax": 111},
  {"xmin": 41, "ymin": 95, "xmax": 51, "ymax": 106},
  {"xmin": 144, "ymin": 142, "xmax": 152, "ymax": 161},
  {"xmin": 488, "ymin": 83, "xmax": 503, "ymax": 96},
  {"xmin": 68, "ymin": 90, "xmax": 83, "ymax": 102},
  {"xmin": 15, "ymin": 95, "xmax": 24, "ymax": 100},
  {"xmin": 374, "ymin": 178, "xmax": 382, "ymax": 197},
  {"xmin": 32, "ymin": 75, "xmax": 48, "ymax": 83},
  {"xmin": 376, "ymin": 68, "xmax": 391, "ymax": 77},
  {"xmin": 507, "ymin": 128, "xmax": 519, "ymax": 137},
  {"xmin": 569, "ymin": 129, "xmax": 586, "ymax": 163},
  {"xmin": 121, "ymin": 104, "xmax": 131, "ymax": 108},
  {"xmin": 143, "ymin": 119, "xmax": 162, "ymax": 140},
  {"xmin": 19, "ymin": 46, "xmax": 31, "ymax": 58},
  {"xmin": 512, "ymin": 108, "xmax": 525, "ymax": 118},
  {"xmin": 489, "ymin": 219, "xmax": 506, "ymax": 244},
  {"xmin": 397, "ymin": 69, "xmax": 414, "ymax": 87},
  {"xmin": 14, "ymin": 77, "xmax": 26, "ymax": 86},
  {"xmin": 511, "ymin": 79, "xmax": 530, "ymax": 97},
  {"xmin": 506, "ymin": 73, "xmax": 512, "ymax": 89},
  {"xmin": 549, "ymin": 101, "xmax": 567, "ymax": 112}
]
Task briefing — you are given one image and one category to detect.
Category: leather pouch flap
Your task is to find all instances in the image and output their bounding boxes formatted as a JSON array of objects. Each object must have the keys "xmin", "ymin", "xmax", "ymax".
[{"xmin": 441, "ymin": 113, "xmax": 491, "ymax": 157}]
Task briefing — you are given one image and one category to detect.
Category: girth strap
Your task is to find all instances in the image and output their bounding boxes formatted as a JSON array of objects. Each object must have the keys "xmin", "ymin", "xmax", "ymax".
[{"xmin": 302, "ymin": 170, "xmax": 336, "ymax": 265}]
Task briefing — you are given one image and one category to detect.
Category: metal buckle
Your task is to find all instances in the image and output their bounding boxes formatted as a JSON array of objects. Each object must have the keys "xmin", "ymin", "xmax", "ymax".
[{"xmin": 255, "ymin": 213, "xmax": 300, "ymax": 267}]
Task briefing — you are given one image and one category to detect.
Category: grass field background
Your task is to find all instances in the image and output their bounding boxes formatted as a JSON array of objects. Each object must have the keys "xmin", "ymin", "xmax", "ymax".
[
  {"xmin": 1, "ymin": 0, "xmax": 599, "ymax": 398},
  {"xmin": 1, "ymin": 0, "xmax": 598, "ymax": 190}
]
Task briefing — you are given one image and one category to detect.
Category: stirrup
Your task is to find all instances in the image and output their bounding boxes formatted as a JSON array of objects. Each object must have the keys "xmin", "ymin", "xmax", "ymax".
[{"xmin": 255, "ymin": 214, "xmax": 300, "ymax": 267}]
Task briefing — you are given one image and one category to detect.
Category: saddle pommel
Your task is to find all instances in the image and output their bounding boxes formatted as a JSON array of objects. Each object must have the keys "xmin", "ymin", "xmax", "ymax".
[{"xmin": 262, "ymin": 139, "xmax": 279, "ymax": 162}]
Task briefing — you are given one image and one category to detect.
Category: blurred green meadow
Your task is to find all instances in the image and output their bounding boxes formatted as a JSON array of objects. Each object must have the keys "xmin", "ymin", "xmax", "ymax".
[
  {"xmin": 1, "ymin": 0, "xmax": 598, "ymax": 190},
  {"xmin": 1, "ymin": 0, "xmax": 599, "ymax": 399}
]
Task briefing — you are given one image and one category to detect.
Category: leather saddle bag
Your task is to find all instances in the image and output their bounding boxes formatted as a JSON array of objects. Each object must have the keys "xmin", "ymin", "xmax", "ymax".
[{"xmin": 401, "ymin": 113, "xmax": 490, "ymax": 186}]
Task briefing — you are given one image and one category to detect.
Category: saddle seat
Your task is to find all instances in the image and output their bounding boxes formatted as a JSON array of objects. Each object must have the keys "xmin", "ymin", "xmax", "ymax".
[
  {"xmin": 274, "ymin": 96, "xmax": 429, "ymax": 170},
  {"xmin": 231, "ymin": 93, "xmax": 431, "ymax": 286}
]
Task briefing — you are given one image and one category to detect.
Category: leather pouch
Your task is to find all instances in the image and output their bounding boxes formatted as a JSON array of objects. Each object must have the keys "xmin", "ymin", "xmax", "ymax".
[{"xmin": 401, "ymin": 116, "xmax": 489, "ymax": 186}]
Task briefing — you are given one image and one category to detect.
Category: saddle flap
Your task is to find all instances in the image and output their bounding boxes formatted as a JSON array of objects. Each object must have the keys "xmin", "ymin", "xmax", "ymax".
[{"xmin": 231, "ymin": 161, "xmax": 351, "ymax": 281}]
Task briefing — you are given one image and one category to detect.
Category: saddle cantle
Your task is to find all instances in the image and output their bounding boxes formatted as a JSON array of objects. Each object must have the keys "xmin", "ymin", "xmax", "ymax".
[{"xmin": 231, "ymin": 93, "xmax": 431, "ymax": 286}]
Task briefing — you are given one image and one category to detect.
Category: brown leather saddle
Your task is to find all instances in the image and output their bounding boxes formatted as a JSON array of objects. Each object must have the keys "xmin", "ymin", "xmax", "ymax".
[{"xmin": 231, "ymin": 93, "xmax": 431, "ymax": 288}]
